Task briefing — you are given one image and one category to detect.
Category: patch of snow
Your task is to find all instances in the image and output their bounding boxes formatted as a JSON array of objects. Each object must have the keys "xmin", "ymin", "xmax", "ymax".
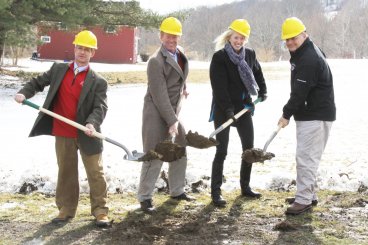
[
  {"xmin": 1, "ymin": 59, "xmax": 367, "ymax": 197},
  {"xmin": 0, "ymin": 202, "xmax": 23, "ymax": 210}
]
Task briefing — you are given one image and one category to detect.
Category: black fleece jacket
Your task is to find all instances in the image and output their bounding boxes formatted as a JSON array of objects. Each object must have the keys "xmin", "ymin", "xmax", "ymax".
[
  {"xmin": 209, "ymin": 47, "xmax": 267, "ymax": 121},
  {"xmin": 283, "ymin": 38, "xmax": 336, "ymax": 121}
]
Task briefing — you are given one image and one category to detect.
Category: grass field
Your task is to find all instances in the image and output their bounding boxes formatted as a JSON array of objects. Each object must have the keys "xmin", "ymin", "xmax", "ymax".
[{"xmin": 0, "ymin": 190, "xmax": 367, "ymax": 244}]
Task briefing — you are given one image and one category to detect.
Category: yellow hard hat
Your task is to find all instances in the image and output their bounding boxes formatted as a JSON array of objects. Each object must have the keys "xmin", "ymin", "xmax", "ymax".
[
  {"xmin": 73, "ymin": 30, "xmax": 98, "ymax": 49},
  {"xmin": 159, "ymin": 17, "xmax": 182, "ymax": 36},
  {"xmin": 229, "ymin": 19, "xmax": 251, "ymax": 37},
  {"xmin": 281, "ymin": 17, "xmax": 306, "ymax": 40}
]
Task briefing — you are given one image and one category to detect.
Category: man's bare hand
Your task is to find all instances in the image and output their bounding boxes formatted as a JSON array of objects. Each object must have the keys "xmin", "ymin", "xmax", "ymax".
[{"xmin": 85, "ymin": 123, "xmax": 96, "ymax": 137}]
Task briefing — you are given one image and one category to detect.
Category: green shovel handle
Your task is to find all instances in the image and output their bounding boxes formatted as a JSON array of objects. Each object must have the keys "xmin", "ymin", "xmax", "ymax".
[{"xmin": 22, "ymin": 99, "xmax": 40, "ymax": 110}]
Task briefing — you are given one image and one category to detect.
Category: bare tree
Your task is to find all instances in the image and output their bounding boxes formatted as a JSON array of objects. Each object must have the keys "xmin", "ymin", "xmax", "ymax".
[{"xmin": 138, "ymin": 0, "xmax": 367, "ymax": 61}]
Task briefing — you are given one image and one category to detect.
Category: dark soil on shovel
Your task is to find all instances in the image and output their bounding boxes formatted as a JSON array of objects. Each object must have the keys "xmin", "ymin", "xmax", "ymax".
[
  {"xmin": 242, "ymin": 148, "xmax": 275, "ymax": 163},
  {"xmin": 138, "ymin": 140, "xmax": 187, "ymax": 162},
  {"xmin": 154, "ymin": 140, "xmax": 186, "ymax": 162},
  {"xmin": 138, "ymin": 150, "xmax": 163, "ymax": 162},
  {"xmin": 186, "ymin": 130, "xmax": 219, "ymax": 149}
]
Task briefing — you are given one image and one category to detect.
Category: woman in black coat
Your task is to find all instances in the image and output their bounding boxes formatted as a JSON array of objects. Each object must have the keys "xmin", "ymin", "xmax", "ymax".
[{"xmin": 209, "ymin": 19, "xmax": 267, "ymax": 207}]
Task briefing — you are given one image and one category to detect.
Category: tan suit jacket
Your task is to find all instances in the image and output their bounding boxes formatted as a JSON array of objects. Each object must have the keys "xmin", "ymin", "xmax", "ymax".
[{"xmin": 142, "ymin": 45, "xmax": 189, "ymax": 152}]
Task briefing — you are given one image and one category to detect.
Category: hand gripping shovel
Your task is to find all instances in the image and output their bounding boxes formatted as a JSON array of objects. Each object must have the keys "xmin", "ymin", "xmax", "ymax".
[
  {"xmin": 138, "ymin": 94, "xmax": 186, "ymax": 162},
  {"xmin": 242, "ymin": 125, "xmax": 282, "ymax": 163},
  {"xmin": 186, "ymin": 97, "xmax": 262, "ymax": 149},
  {"xmin": 22, "ymin": 99, "xmax": 143, "ymax": 161}
]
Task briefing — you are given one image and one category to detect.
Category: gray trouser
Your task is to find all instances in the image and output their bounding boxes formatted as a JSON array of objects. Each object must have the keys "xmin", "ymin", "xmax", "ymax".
[
  {"xmin": 295, "ymin": 121, "xmax": 332, "ymax": 205},
  {"xmin": 137, "ymin": 156, "xmax": 187, "ymax": 202}
]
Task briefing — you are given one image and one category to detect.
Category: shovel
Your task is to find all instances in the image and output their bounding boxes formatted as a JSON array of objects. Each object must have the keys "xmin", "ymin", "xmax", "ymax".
[
  {"xmin": 242, "ymin": 125, "xmax": 282, "ymax": 163},
  {"xmin": 186, "ymin": 97, "xmax": 262, "ymax": 149},
  {"xmin": 138, "ymin": 94, "xmax": 186, "ymax": 162},
  {"xmin": 22, "ymin": 99, "xmax": 143, "ymax": 161}
]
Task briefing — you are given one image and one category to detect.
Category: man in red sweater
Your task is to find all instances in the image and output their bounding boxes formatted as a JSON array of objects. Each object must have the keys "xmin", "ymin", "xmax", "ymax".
[{"xmin": 14, "ymin": 30, "xmax": 110, "ymax": 227}]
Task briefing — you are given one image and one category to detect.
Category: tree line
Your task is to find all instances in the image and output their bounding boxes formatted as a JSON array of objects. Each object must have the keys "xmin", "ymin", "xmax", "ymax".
[
  {"xmin": 0, "ymin": 0, "xmax": 162, "ymax": 65},
  {"xmin": 140, "ymin": 0, "xmax": 368, "ymax": 61},
  {"xmin": 1, "ymin": 0, "xmax": 367, "ymax": 64}
]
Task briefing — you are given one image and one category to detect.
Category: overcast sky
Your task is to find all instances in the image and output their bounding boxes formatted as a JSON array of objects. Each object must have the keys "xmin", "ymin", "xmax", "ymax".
[{"xmin": 137, "ymin": 0, "xmax": 240, "ymax": 14}]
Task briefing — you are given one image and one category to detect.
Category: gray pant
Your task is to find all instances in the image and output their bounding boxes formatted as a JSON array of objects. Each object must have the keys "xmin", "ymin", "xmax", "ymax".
[
  {"xmin": 295, "ymin": 121, "xmax": 332, "ymax": 205},
  {"xmin": 137, "ymin": 156, "xmax": 187, "ymax": 202}
]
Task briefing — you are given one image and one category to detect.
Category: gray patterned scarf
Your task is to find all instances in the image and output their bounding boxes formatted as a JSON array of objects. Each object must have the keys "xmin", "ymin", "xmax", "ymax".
[{"xmin": 224, "ymin": 42, "xmax": 258, "ymax": 96}]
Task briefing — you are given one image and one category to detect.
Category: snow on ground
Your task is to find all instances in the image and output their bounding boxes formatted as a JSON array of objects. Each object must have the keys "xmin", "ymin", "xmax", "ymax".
[
  {"xmin": 0, "ymin": 58, "xmax": 367, "ymax": 196},
  {"xmin": 1, "ymin": 58, "xmax": 209, "ymax": 73}
]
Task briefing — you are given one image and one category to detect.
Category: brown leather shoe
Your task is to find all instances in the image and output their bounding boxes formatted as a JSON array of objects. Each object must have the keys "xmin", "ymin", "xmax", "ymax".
[
  {"xmin": 172, "ymin": 193, "xmax": 196, "ymax": 201},
  {"xmin": 285, "ymin": 197, "xmax": 318, "ymax": 206},
  {"xmin": 285, "ymin": 202, "xmax": 312, "ymax": 215},
  {"xmin": 51, "ymin": 212, "xmax": 73, "ymax": 224},
  {"xmin": 96, "ymin": 214, "xmax": 111, "ymax": 228}
]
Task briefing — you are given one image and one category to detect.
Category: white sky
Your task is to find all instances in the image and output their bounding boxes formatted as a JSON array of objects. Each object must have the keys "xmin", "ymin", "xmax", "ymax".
[{"xmin": 137, "ymin": 0, "xmax": 240, "ymax": 14}]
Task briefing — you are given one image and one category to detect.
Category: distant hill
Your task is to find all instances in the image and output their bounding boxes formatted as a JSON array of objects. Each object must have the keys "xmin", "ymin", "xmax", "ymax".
[{"xmin": 139, "ymin": 0, "xmax": 368, "ymax": 61}]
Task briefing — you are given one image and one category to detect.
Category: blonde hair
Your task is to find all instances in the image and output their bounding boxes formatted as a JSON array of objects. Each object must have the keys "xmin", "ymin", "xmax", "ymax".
[{"xmin": 214, "ymin": 29, "xmax": 249, "ymax": 51}]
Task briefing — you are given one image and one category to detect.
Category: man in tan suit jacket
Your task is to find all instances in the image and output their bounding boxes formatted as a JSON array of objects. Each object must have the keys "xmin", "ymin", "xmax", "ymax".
[
  {"xmin": 138, "ymin": 17, "xmax": 195, "ymax": 213},
  {"xmin": 14, "ymin": 31, "xmax": 110, "ymax": 227}
]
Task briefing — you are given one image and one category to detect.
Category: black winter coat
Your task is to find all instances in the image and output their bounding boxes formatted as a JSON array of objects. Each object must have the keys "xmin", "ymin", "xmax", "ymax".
[
  {"xmin": 209, "ymin": 47, "xmax": 267, "ymax": 123},
  {"xmin": 283, "ymin": 38, "xmax": 336, "ymax": 121}
]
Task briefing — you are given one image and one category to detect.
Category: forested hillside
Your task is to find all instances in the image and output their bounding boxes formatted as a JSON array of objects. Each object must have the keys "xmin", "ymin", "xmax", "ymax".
[{"xmin": 139, "ymin": 0, "xmax": 368, "ymax": 61}]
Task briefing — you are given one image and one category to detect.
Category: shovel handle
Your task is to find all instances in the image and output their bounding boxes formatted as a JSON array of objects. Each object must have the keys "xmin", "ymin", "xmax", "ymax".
[
  {"xmin": 22, "ymin": 99, "xmax": 105, "ymax": 140},
  {"xmin": 209, "ymin": 97, "xmax": 261, "ymax": 138},
  {"xmin": 22, "ymin": 99, "xmax": 140, "ymax": 161},
  {"xmin": 170, "ymin": 132, "xmax": 176, "ymax": 143},
  {"xmin": 262, "ymin": 125, "xmax": 282, "ymax": 152}
]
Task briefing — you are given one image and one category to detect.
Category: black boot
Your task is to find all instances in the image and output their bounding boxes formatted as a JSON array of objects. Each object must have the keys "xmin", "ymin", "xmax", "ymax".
[
  {"xmin": 240, "ymin": 160, "xmax": 262, "ymax": 198},
  {"xmin": 242, "ymin": 186, "xmax": 262, "ymax": 198},
  {"xmin": 211, "ymin": 153, "xmax": 227, "ymax": 207},
  {"xmin": 212, "ymin": 194, "xmax": 227, "ymax": 207}
]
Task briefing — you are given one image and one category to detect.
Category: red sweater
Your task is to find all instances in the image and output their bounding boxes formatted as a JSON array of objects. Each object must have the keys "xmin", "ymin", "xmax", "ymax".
[{"xmin": 52, "ymin": 63, "xmax": 88, "ymax": 138}]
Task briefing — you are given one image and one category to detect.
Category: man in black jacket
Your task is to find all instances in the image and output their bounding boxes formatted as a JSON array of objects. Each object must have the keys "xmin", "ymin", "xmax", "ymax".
[{"xmin": 278, "ymin": 17, "xmax": 336, "ymax": 215}]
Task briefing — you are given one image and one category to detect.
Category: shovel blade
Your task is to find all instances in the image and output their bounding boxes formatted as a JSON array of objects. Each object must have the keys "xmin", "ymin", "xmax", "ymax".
[{"xmin": 124, "ymin": 150, "xmax": 145, "ymax": 161}]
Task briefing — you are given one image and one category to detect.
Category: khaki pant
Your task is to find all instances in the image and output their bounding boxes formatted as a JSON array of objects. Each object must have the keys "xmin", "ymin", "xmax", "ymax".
[
  {"xmin": 295, "ymin": 121, "xmax": 332, "ymax": 205},
  {"xmin": 55, "ymin": 136, "xmax": 108, "ymax": 217},
  {"xmin": 137, "ymin": 156, "xmax": 187, "ymax": 202}
]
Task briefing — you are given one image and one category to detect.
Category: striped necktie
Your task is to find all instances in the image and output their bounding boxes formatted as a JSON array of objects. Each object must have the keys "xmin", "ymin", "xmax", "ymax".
[
  {"xmin": 72, "ymin": 67, "xmax": 79, "ymax": 85},
  {"xmin": 74, "ymin": 67, "xmax": 79, "ymax": 76}
]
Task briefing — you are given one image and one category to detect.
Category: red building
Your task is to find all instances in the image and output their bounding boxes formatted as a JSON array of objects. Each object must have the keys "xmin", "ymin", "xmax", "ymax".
[{"xmin": 37, "ymin": 26, "xmax": 138, "ymax": 64}]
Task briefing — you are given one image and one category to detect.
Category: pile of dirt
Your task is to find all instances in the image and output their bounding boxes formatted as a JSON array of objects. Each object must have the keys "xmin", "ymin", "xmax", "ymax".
[
  {"xmin": 155, "ymin": 140, "xmax": 186, "ymax": 162},
  {"xmin": 242, "ymin": 148, "xmax": 275, "ymax": 163},
  {"xmin": 137, "ymin": 150, "xmax": 162, "ymax": 162},
  {"xmin": 186, "ymin": 130, "xmax": 218, "ymax": 149}
]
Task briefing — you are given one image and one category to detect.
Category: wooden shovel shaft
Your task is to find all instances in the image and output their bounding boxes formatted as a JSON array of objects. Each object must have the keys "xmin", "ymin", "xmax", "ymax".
[
  {"xmin": 22, "ymin": 99, "xmax": 139, "ymax": 161},
  {"xmin": 209, "ymin": 97, "xmax": 261, "ymax": 139}
]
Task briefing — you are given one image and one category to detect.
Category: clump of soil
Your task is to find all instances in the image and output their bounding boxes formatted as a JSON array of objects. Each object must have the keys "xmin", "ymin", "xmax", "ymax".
[
  {"xmin": 138, "ymin": 150, "xmax": 163, "ymax": 162},
  {"xmin": 155, "ymin": 140, "xmax": 186, "ymax": 162},
  {"xmin": 18, "ymin": 182, "xmax": 38, "ymax": 194},
  {"xmin": 242, "ymin": 148, "xmax": 275, "ymax": 163},
  {"xmin": 186, "ymin": 130, "xmax": 218, "ymax": 149},
  {"xmin": 191, "ymin": 179, "xmax": 208, "ymax": 193},
  {"xmin": 273, "ymin": 220, "xmax": 298, "ymax": 231}
]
